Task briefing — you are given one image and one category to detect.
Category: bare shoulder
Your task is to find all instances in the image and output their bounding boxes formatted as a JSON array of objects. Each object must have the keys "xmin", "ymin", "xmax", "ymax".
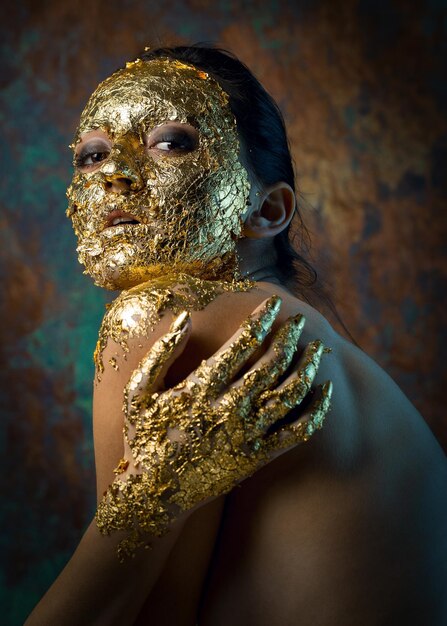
[
  {"xmin": 256, "ymin": 281, "xmax": 446, "ymax": 465},
  {"xmin": 201, "ymin": 285, "xmax": 447, "ymax": 626},
  {"xmin": 92, "ymin": 277, "xmax": 294, "ymax": 625},
  {"xmin": 92, "ymin": 277, "xmax": 447, "ymax": 624}
]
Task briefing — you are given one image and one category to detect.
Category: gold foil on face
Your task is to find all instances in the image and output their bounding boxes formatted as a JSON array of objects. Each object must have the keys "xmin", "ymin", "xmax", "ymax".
[
  {"xmin": 95, "ymin": 298, "xmax": 333, "ymax": 560},
  {"xmin": 66, "ymin": 58, "xmax": 251, "ymax": 289}
]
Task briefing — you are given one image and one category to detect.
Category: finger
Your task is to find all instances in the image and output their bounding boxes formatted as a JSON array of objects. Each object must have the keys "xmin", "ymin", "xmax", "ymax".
[
  {"xmin": 221, "ymin": 312, "xmax": 306, "ymax": 416},
  {"xmin": 252, "ymin": 340, "xmax": 325, "ymax": 435},
  {"xmin": 187, "ymin": 295, "xmax": 283, "ymax": 398},
  {"xmin": 124, "ymin": 311, "xmax": 191, "ymax": 419},
  {"xmin": 263, "ymin": 380, "xmax": 333, "ymax": 453}
]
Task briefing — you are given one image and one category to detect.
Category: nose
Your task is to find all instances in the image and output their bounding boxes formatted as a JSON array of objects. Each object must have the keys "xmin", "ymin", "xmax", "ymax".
[
  {"xmin": 103, "ymin": 173, "xmax": 137, "ymax": 193},
  {"xmin": 100, "ymin": 145, "xmax": 144, "ymax": 194}
]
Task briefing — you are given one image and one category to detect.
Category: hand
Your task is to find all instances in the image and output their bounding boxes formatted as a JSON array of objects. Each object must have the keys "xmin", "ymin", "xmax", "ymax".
[{"xmin": 96, "ymin": 296, "xmax": 332, "ymax": 560}]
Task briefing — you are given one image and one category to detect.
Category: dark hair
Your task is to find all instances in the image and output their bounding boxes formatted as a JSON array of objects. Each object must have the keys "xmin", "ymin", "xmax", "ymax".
[{"xmin": 136, "ymin": 44, "xmax": 353, "ymax": 338}]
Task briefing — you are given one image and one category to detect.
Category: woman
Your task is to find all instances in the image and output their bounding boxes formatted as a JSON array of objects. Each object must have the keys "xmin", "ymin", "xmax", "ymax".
[{"xmin": 27, "ymin": 46, "xmax": 447, "ymax": 625}]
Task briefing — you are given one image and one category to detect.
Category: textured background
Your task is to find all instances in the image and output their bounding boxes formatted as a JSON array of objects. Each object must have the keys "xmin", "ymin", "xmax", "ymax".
[{"xmin": 1, "ymin": 1, "xmax": 446, "ymax": 623}]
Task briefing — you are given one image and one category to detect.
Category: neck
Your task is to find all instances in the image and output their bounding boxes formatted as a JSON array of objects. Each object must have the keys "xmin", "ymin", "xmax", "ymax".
[{"xmin": 236, "ymin": 238, "xmax": 281, "ymax": 285}]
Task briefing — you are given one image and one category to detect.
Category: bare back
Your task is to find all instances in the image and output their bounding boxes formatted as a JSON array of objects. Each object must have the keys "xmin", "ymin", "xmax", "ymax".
[{"xmin": 93, "ymin": 279, "xmax": 447, "ymax": 626}]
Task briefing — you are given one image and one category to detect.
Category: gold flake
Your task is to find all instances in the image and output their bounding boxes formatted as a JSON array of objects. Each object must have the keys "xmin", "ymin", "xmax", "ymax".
[
  {"xmin": 66, "ymin": 58, "xmax": 250, "ymax": 290},
  {"xmin": 95, "ymin": 297, "xmax": 333, "ymax": 560},
  {"xmin": 66, "ymin": 56, "xmax": 333, "ymax": 561}
]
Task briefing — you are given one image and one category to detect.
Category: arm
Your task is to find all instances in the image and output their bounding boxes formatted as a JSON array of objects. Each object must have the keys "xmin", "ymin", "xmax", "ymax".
[
  {"xmin": 26, "ymin": 295, "xmax": 332, "ymax": 625},
  {"xmin": 26, "ymin": 314, "xmax": 194, "ymax": 626},
  {"xmin": 202, "ymin": 319, "xmax": 447, "ymax": 625},
  {"xmin": 25, "ymin": 516, "xmax": 187, "ymax": 626}
]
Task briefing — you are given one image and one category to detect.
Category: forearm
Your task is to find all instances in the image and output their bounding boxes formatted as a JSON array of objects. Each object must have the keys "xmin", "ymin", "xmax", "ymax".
[{"xmin": 25, "ymin": 515, "xmax": 187, "ymax": 626}]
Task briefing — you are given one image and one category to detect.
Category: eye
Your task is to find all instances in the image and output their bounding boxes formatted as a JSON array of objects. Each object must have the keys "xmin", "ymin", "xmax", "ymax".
[
  {"xmin": 74, "ymin": 142, "xmax": 111, "ymax": 168},
  {"xmin": 148, "ymin": 126, "xmax": 198, "ymax": 154}
]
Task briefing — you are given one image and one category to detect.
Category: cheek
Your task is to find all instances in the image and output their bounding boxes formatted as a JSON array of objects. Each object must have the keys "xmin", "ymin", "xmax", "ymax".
[
  {"xmin": 67, "ymin": 175, "xmax": 106, "ymax": 215},
  {"xmin": 144, "ymin": 155, "xmax": 214, "ymax": 209},
  {"xmin": 67, "ymin": 181, "xmax": 108, "ymax": 242},
  {"xmin": 150, "ymin": 147, "xmax": 225, "ymax": 191}
]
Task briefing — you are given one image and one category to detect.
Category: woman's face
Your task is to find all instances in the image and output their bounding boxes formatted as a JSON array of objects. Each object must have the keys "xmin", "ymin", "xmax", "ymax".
[{"xmin": 67, "ymin": 58, "xmax": 251, "ymax": 290}]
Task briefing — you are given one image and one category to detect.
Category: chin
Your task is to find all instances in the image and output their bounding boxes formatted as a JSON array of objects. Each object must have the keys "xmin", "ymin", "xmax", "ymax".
[
  {"xmin": 83, "ymin": 255, "xmax": 190, "ymax": 291},
  {"xmin": 84, "ymin": 263, "xmax": 155, "ymax": 291},
  {"xmin": 77, "ymin": 243, "xmax": 154, "ymax": 290},
  {"xmin": 80, "ymin": 248, "xmax": 241, "ymax": 291}
]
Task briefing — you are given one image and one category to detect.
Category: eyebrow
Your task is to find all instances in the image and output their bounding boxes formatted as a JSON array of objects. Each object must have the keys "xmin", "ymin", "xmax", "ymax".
[
  {"xmin": 146, "ymin": 120, "xmax": 198, "ymax": 131},
  {"xmin": 78, "ymin": 128, "xmax": 110, "ymax": 139}
]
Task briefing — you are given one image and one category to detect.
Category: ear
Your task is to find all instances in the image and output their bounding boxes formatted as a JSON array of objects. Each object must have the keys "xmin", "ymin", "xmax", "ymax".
[{"xmin": 242, "ymin": 182, "xmax": 295, "ymax": 239}]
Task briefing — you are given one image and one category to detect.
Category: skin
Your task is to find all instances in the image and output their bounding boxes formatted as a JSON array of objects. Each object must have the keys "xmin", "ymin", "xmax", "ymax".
[
  {"xmin": 96, "ymin": 285, "xmax": 447, "ymax": 626},
  {"xmin": 66, "ymin": 59, "xmax": 251, "ymax": 287},
  {"xmin": 26, "ymin": 60, "xmax": 447, "ymax": 626}
]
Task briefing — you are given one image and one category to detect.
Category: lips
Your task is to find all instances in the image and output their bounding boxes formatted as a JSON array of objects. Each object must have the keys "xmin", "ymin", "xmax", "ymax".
[{"xmin": 105, "ymin": 209, "xmax": 141, "ymax": 229}]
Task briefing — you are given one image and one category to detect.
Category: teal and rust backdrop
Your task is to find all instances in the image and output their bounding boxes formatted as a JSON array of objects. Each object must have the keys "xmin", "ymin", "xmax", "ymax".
[{"xmin": 1, "ymin": 1, "xmax": 446, "ymax": 623}]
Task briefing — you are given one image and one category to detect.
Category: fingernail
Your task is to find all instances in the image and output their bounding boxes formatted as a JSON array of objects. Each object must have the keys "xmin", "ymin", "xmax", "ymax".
[
  {"xmin": 170, "ymin": 310, "xmax": 190, "ymax": 334},
  {"xmin": 309, "ymin": 339, "xmax": 324, "ymax": 359},
  {"xmin": 255, "ymin": 296, "xmax": 282, "ymax": 335},
  {"xmin": 264, "ymin": 294, "xmax": 282, "ymax": 316},
  {"xmin": 322, "ymin": 380, "xmax": 333, "ymax": 398},
  {"xmin": 292, "ymin": 313, "xmax": 306, "ymax": 332}
]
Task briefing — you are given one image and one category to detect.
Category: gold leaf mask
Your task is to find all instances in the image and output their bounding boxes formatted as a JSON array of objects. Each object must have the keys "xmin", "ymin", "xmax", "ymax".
[{"xmin": 66, "ymin": 58, "xmax": 251, "ymax": 289}]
